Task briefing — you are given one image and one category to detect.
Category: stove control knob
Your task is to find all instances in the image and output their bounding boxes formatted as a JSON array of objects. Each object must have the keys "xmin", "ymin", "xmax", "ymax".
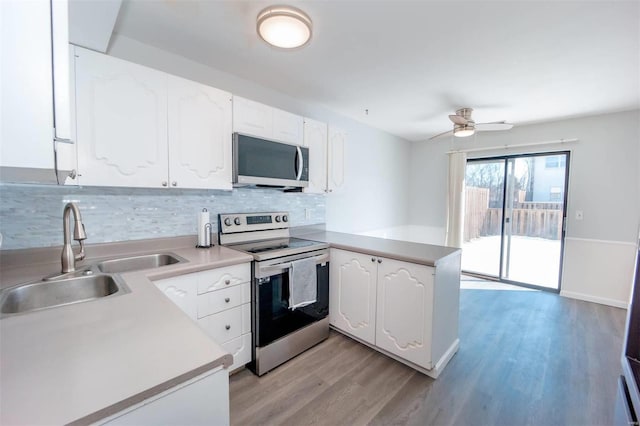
[
  {"xmin": 283, "ymin": 215, "xmax": 288, "ymax": 222},
  {"xmin": 275, "ymin": 215, "xmax": 281, "ymax": 222},
  {"xmin": 224, "ymin": 218, "xmax": 232, "ymax": 226},
  {"xmin": 234, "ymin": 217, "xmax": 241, "ymax": 225}
]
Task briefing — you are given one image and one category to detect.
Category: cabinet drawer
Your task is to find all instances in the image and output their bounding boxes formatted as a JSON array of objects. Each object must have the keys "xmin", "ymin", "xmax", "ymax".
[
  {"xmin": 222, "ymin": 333, "xmax": 252, "ymax": 372},
  {"xmin": 196, "ymin": 263, "xmax": 250, "ymax": 294},
  {"xmin": 197, "ymin": 282, "xmax": 250, "ymax": 319},
  {"xmin": 198, "ymin": 303, "xmax": 251, "ymax": 344}
]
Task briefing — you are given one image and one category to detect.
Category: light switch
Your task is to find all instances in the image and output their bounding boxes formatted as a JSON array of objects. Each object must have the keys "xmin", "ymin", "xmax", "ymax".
[{"xmin": 575, "ymin": 210, "xmax": 584, "ymax": 220}]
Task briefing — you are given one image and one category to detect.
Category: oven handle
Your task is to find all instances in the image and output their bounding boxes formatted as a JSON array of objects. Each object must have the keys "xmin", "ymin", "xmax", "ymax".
[{"xmin": 256, "ymin": 252, "xmax": 329, "ymax": 278}]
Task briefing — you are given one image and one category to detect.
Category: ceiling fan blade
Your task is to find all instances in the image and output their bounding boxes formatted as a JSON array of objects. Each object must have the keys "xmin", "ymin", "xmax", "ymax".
[
  {"xmin": 476, "ymin": 121, "xmax": 514, "ymax": 131},
  {"xmin": 429, "ymin": 129, "xmax": 454, "ymax": 140},
  {"xmin": 448, "ymin": 114, "xmax": 468, "ymax": 125}
]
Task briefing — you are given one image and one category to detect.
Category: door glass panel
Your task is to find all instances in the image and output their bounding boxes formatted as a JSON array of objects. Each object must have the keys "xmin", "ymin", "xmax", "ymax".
[
  {"xmin": 501, "ymin": 155, "xmax": 567, "ymax": 289},
  {"xmin": 462, "ymin": 159, "xmax": 505, "ymax": 277}
]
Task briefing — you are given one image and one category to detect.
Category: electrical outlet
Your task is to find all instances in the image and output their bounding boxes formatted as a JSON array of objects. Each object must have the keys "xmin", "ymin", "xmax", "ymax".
[
  {"xmin": 575, "ymin": 210, "xmax": 584, "ymax": 221},
  {"xmin": 305, "ymin": 208, "xmax": 312, "ymax": 220}
]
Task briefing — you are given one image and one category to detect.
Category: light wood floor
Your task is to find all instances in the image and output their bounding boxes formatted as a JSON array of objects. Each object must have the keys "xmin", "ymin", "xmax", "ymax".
[{"xmin": 229, "ymin": 288, "xmax": 627, "ymax": 425}]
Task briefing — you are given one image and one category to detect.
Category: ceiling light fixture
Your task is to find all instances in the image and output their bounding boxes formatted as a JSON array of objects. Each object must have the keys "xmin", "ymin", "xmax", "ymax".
[
  {"xmin": 454, "ymin": 124, "xmax": 475, "ymax": 138},
  {"xmin": 257, "ymin": 5, "xmax": 312, "ymax": 49}
]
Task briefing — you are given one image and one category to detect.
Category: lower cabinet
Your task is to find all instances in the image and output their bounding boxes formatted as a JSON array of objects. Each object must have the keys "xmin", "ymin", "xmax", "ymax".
[
  {"xmin": 154, "ymin": 262, "xmax": 252, "ymax": 373},
  {"xmin": 100, "ymin": 367, "xmax": 229, "ymax": 426},
  {"xmin": 329, "ymin": 248, "xmax": 460, "ymax": 377}
]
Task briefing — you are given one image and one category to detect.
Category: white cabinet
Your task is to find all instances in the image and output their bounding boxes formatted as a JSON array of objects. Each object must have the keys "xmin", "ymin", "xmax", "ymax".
[
  {"xmin": 232, "ymin": 96, "xmax": 273, "ymax": 139},
  {"xmin": 375, "ymin": 258, "xmax": 434, "ymax": 368},
  {"xmin": 272, "ymin": 108, "xmax": 303, "ymax": 144},
  {"xmin": 168, "ymin": 76, "xmax": 232, "ymax": 189},
  {"xmin": 327, "ymin": 126, "xmax": 347, "ymax": 193},
  {"xmin": 75, "ymin": 47, "xmax": 169, "ymax": 188},
  {"xmin": 303, "ymin": 118, "xmax": 328, "ymax": 194},
  {"xmin": 154, "ymin": 262, "xmax": 252, "ymax": 373},
  {"xmin": 101, "ymin": 367, "xmax": 229, "ymax": 426},
  {"xmin": 329, "ymin": 249, "xmax": 377, "ymax": 344},
  {"xmin": 74, "ymin": 47, "xmax": 232, "ymax": 189},
  {"xmin": 329, "ymin": 248, "xmax": 460, "ymax": 378},
  {"xmin": 232, "ymin": 96, "xmax": 303, "ymax": 144},
  {"xmin": 0, "ymin": 0, "xmax": 73, "ymax": 183}
]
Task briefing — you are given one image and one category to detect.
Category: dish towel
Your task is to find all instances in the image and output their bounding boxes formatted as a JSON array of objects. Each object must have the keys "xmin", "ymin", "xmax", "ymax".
[{"xmin": 288, "ymin": 258, "xmax": 317, "ymax": 310}]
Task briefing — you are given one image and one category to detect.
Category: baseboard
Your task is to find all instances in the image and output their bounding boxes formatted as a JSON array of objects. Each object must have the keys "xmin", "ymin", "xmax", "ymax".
[{"xmin": 560, "ymin": 290, "xmax": 628, "ymax": 309}]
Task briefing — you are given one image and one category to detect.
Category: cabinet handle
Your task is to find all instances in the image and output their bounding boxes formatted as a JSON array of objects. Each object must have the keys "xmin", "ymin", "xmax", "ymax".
[
  {"xmin": 171, "ymin": 181, "xmax": 177, "ymax": 187},
  {"xmin": 225, "ymin": 324, "xmax": 231, "ymax": 330},
  {"xmin": 225, "ymin": 297, "xmax": 230, "ymax": 303},
  {"xmin": 377, "ymin": 259, "xmax": 382, "ymax": 263},
  {"xmin": 161, "ymin": 181, "xmax": 168, "ymax": 187},
  {"xmin": 225, "ymin": 279, "xmax": 231, "ymax": 285},
  {"xmin": 371, "ymin": 257, "xmax": 375, "ymax": 262}
]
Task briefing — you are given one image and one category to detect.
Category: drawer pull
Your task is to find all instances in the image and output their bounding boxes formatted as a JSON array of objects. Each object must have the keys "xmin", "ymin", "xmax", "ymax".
[
  {"xmin": 225, "ymin": 279, "xmax": 231, "ymax": 285},
  {"xmin": 225, "ymin": 297, "xmax": 230, "ymax": 303},
  {"xmin": 371, "ymin": 257, "xmax": 375, "ymax": 262},
  {"xmin": 225, "ymin": 324, "xmax": 231, "ymax": 330}
]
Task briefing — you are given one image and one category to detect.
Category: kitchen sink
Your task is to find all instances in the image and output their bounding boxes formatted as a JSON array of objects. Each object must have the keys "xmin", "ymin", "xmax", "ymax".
[
  {"xmin": 96, "ymin": 253, "xmax": 186, "ymax": 274},
  {"xmin": 0, "ymin": 274, "xmax": 130, "ymax": 316}
]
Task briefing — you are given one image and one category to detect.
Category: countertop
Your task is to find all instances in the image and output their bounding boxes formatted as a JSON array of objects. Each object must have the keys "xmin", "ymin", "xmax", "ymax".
[
  {"xmin": 0, "ymin": 237, "xmax": 253, "ymax": 425},
  {"xmin": 295, "ymin": 230, "xmax": 460, "ymax": 266}
]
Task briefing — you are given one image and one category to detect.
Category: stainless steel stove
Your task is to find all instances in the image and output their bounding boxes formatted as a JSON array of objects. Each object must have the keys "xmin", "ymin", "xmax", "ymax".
[{"xmin": 218, "ymin": 212, "xmax": 329, "ymax": 376}]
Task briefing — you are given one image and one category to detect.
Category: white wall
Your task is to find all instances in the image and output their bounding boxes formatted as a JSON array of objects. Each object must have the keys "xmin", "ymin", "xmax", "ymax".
[
  {"xmin": 107, "ymin": 35, "xmax": 411, "ymax": 233},
  {"xmin": 409, "ymin": 110, "xmax": 640, "ymax": 307}
]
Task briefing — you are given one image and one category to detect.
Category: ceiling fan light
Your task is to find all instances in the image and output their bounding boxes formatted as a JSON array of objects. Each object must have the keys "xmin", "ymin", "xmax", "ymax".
[
  {"xmin": 257, "ymin": 6, "xmax": 312, "ymax": 49},
  {"xmin": 454, "ymin": 124, "xmax": 475, "ymax": 137}
]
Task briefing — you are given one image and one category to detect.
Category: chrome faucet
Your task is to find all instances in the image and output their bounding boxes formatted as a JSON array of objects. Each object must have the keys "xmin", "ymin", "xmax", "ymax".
[{"xmin": 61, "ymin": 202, "xmax": 87, "ymax": 273}]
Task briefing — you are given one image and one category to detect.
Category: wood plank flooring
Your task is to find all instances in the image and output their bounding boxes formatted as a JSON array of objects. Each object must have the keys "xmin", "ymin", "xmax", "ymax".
[{"xmin": 229, "ymin": 288, "xmax": 627, "ymax": 425}]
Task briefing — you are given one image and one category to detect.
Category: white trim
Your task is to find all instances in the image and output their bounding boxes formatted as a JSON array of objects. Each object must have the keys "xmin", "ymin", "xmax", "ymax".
[
  {"xmin": 446, "ymin": 138, "xmax": 578, "ymax": 154},
  {"xmin": 560, "ymin": 290, "xmax": 628, "ymax": 309},
  {"xmin": 564, "ymin": 237, "xmax": 637, "ymax": 247}
]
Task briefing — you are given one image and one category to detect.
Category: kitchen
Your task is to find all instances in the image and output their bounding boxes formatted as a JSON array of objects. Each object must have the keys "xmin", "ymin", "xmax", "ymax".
[{"xmin": 1, "ymin": 1, "xmax": 639, "ymax": 425}]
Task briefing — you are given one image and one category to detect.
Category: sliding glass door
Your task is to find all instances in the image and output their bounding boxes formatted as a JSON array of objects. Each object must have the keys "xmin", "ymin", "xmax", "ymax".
[{"xmin": 462, "ymin": 152, "xmax": 569, "ymax": 291}]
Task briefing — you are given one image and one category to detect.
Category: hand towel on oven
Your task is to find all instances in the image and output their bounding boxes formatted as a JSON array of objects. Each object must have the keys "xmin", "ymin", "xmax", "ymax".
[{"xmin": 288, "ymin": 257, "xmax": 317, "ymax": 310}]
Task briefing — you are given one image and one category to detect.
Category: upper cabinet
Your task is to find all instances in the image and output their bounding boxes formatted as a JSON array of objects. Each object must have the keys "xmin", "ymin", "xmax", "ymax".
[
  {"xmin": 0, "ymin": 0, "xmax": 74, "ymax": 183},
  {"xmin": 272, "ymin": 108, "xmax": 303, "ymax": 144},
  {"xmin": 75, "ymin": 47, "xmax": 169, "ymax": 188},
  {"xmin": 168, "ymin": 76, "xmax": 232, "ymax": 190},
  {"xmin": 74, "ymin": 47, "xmax": 232, "ymax": 190},
  {"xmin": 232, "ymin": 96, "xmax": 303, "ymax": 145},
  {"xmin": 328, "ymin": 126, "xmax": 347, "ymax": 193},
  {"xmin": 232, "ymin": 96, "xmax": 273, "ymax": 140},
  {"xmin": 303, "ymin": 118, "xmax": 328, "ymax": 194}
]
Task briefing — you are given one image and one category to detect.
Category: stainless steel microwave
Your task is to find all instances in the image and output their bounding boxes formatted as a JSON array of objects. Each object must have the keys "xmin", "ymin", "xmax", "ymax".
[{"xmin": 233, "ymin": 133, "xmax": 309, "ymax": 188}]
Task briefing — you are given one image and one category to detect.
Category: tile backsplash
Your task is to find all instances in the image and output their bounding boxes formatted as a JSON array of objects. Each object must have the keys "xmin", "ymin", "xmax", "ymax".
[{"xmin": 0, "ymin": 184, "xmax": 325, "ymax": 250}]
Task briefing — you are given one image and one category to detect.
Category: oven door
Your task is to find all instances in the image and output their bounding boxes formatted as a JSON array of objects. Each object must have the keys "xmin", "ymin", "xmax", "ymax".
[{"xmin": 254, "ymin": 250, "xmax": 329, "ymax": 348}]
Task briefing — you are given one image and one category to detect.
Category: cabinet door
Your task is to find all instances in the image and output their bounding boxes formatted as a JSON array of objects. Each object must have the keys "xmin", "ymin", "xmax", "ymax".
[
  {"xmin": 272, "ymin": 108, "xmax": 303, "ymax": 144},
  {"xmin": 327, "ymin": 126, "xmax": 347, "ymax": 193},
  {"xmin": 303, "ymin": 118, "xmax": 328, "ymax": 194},
  {"xmin": 329, "ymin": 249, "xmax": 377, "ymax": 345},
  {"xmin": 375, "ymin": 258, "xmax": 434, "ymax": 369},
  {"xmin": 75, "ymin": 47, "xmax": 169, "ymax": 187},
  {"xmin": 168, "ymin": 76, "xmax": 232, "ymax": 190},
  {"xmin": 232, "ymin": 96, "xmax": 272, "ymax": 139},
  {"xmin": 0, "ymin": 0, "xmax": 54, "ymax": 171},
  {"xmin": 154, "ymin": 275, "xmax": 198, "ymax": 320}
]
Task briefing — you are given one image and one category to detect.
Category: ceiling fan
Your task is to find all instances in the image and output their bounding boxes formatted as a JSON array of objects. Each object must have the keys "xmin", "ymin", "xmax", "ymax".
[{"xmin": 429, "ymin": 108, "xmax": 513, "ymax": 140}]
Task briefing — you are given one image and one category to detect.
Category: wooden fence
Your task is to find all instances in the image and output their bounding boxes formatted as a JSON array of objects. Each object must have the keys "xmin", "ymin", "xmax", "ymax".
[{"xmin": 464, "ymin": 187, "xmax": 563, "ymax": 242}]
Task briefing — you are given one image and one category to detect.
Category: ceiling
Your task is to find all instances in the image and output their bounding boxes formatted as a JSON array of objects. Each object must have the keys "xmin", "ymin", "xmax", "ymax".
[{"xmin": 110, "ymin": 1, "xmax": 640, "ymax": 142}]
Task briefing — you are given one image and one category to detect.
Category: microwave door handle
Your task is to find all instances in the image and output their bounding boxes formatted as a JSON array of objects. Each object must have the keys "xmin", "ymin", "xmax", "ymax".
[{"xmin": 296, "ymin": 146, "xmax": 303, "ymax": 181}]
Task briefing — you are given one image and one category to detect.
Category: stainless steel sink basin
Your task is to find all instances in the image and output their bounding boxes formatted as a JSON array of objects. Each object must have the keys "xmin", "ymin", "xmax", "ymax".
[
  {"xmin": 0, "ymin": 274, "xmax": 130, "ymax": 316},
  {"xmin": 96, "ymin": 253, "xmax": 185, "ymax": 274}
]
